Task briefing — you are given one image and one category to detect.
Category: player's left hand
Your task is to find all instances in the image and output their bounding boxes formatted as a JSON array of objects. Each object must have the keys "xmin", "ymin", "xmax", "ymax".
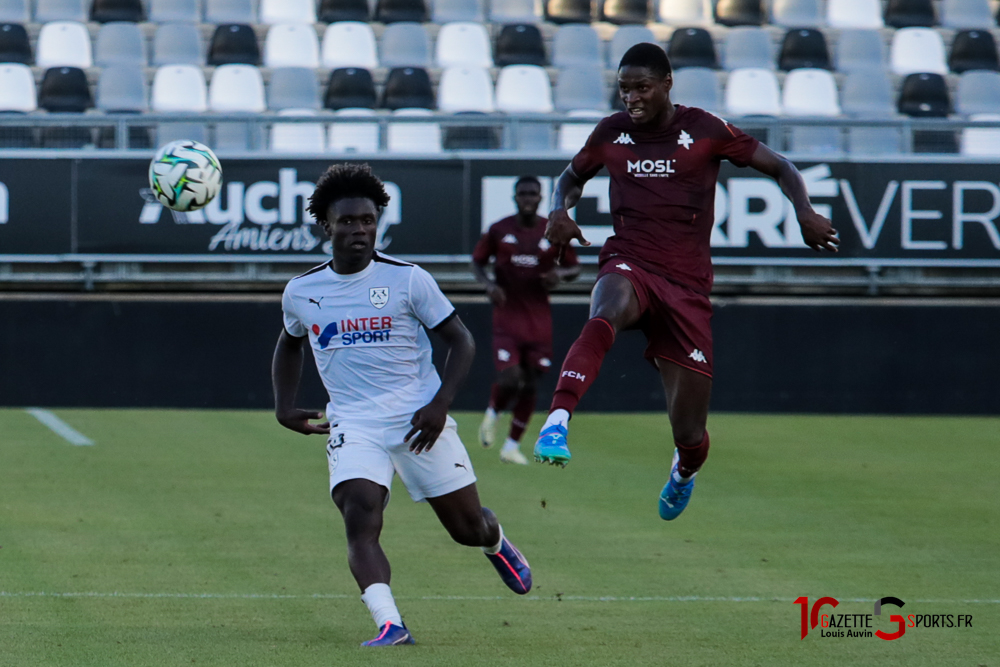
[
  {"xmin": 405, "ymin": 398, "xmax": 448, "ymax": 454},
  {"xmin": 798, "ymin": 209, "xmax": 839, "ymax": 252}
]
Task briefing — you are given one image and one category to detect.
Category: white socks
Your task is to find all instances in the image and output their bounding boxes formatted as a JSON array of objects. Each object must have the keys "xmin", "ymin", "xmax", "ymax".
[
  {"xmin": 361, "ymin": 583, "xmax": 402, "ymax": 628},
  {"xmin": 543, "ymin": 409, "xmax": 569, "ymax": 430},
  {"xmin": 482, "ymin": 525, "xmax": 504, "ymax": 555},
  {"xmin": 501, "ymin": 437, "xmax": 520, "ymax": 452},
  {"xmin": 485, "ymin": 407, "xmax": 497, "ymax": 420},
  {"xmin": 673, "ymin": 469, "xmax": 696, "ymax": 485}
]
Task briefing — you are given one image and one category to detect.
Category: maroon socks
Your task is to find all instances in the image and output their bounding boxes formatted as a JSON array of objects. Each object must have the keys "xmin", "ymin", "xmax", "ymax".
[{"xmin": 550, "ymin": 317, "xmax": 616, "ymax": 415}]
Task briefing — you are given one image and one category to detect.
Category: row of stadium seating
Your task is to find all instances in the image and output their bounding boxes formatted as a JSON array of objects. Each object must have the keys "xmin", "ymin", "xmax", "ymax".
[
  {"xmin": 3, "ymin": 0, "xmax": 1000, "ymax": 29},
  {"xmin": 4, "ymin": 20, "xmax": 1000, "ymax": 75}
]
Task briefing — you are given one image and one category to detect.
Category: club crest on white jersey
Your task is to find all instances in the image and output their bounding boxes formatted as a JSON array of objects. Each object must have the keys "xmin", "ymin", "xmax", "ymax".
[{"xmin": 369, "ymin": 286, "xmax": 389, "ymax": 309}]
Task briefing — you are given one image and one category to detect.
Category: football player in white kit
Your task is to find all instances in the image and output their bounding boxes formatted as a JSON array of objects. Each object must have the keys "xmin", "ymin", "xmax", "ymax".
[{"xmin": 272, "ymin": 163, "xmax": 532, "ymax": 647}]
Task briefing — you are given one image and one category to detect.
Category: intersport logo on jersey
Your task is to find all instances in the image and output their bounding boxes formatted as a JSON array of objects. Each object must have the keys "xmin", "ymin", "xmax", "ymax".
[{"xmin": 312, "ymin": 316, "xmax": 394, "ymax": 348}]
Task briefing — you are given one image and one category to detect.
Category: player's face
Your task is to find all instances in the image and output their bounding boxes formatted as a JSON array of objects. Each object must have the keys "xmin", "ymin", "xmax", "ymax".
[
  {"xmin": 325, "ymin": 197, "xmax": 379, "ymax": 264},
  {"xmin": 514, "ymin": 182, "xmax": 542, "ymax": 218},
  {"xmin": 617, "ymin": 66, "xmax": 672, "ymax": 125}
]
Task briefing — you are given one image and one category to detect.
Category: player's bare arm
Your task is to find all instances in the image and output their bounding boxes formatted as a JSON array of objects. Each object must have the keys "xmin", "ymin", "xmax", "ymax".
[
  {"xmin": 470, "ymin": 260, "xmax": 506, "ymax": 306},
  {"xmin": 272, "ymin": 329, "xmax": 331, "ymax": 435},
  {"xmin": 546, "ymin": 165, "xmax": 592, "ymax": 248},
  {"xmin": 542, "ymin": 263, "xmax": 581, "ymax": 290},
  {"xmin": 405, "ymin": 315, "xmax": 476, "ymax": 454},
  {"xmin": 747, "ymin": 143, "xmax": 840, "ymax": 252}
]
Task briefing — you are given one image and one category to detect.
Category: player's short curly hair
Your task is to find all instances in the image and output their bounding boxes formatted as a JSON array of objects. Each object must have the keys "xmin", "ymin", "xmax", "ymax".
[
  {"xmin": 618, "ymin": 42, "xmax": 672, "ymax": 79},
  {"xmin": 307, "ymin": 162, "xmax": 391, "ymax": 223},
  {"xmin": 515, "ymin": 175, "xmax": 541, "ymax": 191}
]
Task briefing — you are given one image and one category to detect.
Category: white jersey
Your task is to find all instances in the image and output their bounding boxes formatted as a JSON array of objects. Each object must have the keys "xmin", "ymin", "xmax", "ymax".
[{"xmin": 281, "ymin": 253, "xmax": 456, "ymax": 424}]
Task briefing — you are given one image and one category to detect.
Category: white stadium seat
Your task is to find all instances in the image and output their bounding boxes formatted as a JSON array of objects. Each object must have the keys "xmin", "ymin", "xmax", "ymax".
[
  {"xmin": 725, "ymin": 68, "xmax": 782, "ymax": 116},
  {"xmin": 152, "ymin": 65, "xmax": 207, "ymax": 112},
  {"xmin": 0, "ymin": 63, "xmax": 37, "ymax": 112},
  {"xmin": 782, "ymin": 68, "xmax": 841, "ymax": 116},
  {"xmin": 435, "ymin": 22, "xmax": 493, "ymax": 68},
  {"xmin": 328, "ymin": 108, "xmax": 380, "ymax": 153},
  {"xmin": 558, "ymin": 109, "xmax": 602, "ymax": 153},
  {"xmin": 209, "ymin": 64, "xmax": 266, "ymax": 112},
  {"xmin": 961, "ymin": 114, "xmax": 1000, "ymax": 156},
  {"xmin": 387, "ymin": 108, "xmax": 443, "ymax": 153},
  {"xmin": 259, "ymin": 0, "xmax": 316, "ymax": 24},
  {"xmin": 271, "ymin": 109, "xmax": 326, "ymax": 153},
  {"xmin": 495, "ymin": 65, "xmax": 553, "ymax": 113},
  {"xmin": 890, "ymin": 28, "xmax": 948, "ymax": 76},
  {"xmin": 36, "ymin": 21, "xmax": 92, "ymax": 69},
  {"xmin": 265, "ymin": 24, "xmax": 320, "ymax": 68},
  {"xmin": 437, "ymin": 66, "xmax": 496, "ymax": 112},
  {"xmin": 826, "ymin": 0, "xmax": 884, "ymax": 28},
  {"xmin": 322, "ymin": 22, "xmax": 379, "ymax": 69},
  {"xmin": 658, "ymin": 0, "xmax": 714, "ymax": 25}
]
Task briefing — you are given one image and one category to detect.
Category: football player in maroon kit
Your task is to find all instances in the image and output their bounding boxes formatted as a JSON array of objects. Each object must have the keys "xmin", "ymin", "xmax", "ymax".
[
  {"xmin": 533, "ymin": 43, "xmax": 840, "ymax": 520},
  {"xmin": 472, "ymin": 176, "xmax": 580, "ymax": 464}
]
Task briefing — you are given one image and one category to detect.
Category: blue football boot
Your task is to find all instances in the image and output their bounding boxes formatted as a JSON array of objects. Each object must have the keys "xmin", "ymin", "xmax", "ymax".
[
  {"xmin": 360, "ymin": 622, "xmax": 415, "ymax": 647},
  {"xmin": 658, "ymin": 449, "xmax": 695, "ymax": 521},
  {"xmin": 485, "ymin": 536, "xmax": 532, "ymax": 595},
  {"xmin": 533, "ymin": 424, "xmax": 571, "ymax": 467}
]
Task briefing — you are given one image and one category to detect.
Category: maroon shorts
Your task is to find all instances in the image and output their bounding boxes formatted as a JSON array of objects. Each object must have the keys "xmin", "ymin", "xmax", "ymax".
[
  {"xmin": 597, "ymin": 260, "xmax": 714, "ymax": 377},
  {"xmin": 492, "ymin": 330, "xmax": 553, "ymax": 374}
]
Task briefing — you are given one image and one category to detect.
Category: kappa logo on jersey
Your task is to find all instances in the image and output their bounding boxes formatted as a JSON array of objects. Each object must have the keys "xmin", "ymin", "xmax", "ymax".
[
  {"xmin": 688, "ymin": 349, "xmax": 707, "ymax": 363},
  {"xmin": 501, "ymin": 233, "xmax": 518, "ymax": 244},
  {"xmin": 627, "ymin": 159, "xmax": 677, "ymax": 178},
  {"xmin": 312, "ymin": 316, "xmax": 394, "ymax": 348},
  {"xmin": 613, "ymin": 133, "xmax": 635, "ymax": 145},
  {"xmin": 369, "ymin": 287, "xmax": 389, "ymax": 309},
  {"xmin": 678, "ymin": 130, "xmax": 694, "ymax": 149},
  {"xmin": 538, "ymin": 238, "xmax": 551, "ymax": 251},
  {"xmin": 497, "ymin": 349, "xmax": 511, "ymax": 362},
  {"xmin": 616, "ymin": 262, "xmax": 632, "ymax": 271}
]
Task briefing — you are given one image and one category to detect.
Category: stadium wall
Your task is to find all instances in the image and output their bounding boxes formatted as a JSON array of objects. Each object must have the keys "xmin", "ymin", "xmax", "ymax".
[{"xmin": 1, "ymin": 296, "xmax": 996, "ymax": 415}]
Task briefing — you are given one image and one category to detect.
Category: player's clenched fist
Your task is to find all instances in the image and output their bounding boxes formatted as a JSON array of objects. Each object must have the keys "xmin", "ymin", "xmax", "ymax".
[
  {"xmin": 545, "ymin": 208, "xmax": 591, "ymax": 248},
  {"xmin": 797, "ymin": 209, "xmax": 840, "ymax": 253}
]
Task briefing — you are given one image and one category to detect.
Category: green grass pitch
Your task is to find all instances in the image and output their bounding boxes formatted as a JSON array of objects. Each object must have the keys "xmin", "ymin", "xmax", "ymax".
[{"xmin": 1, "ymin": 409, "xmax": 998, "ymax": 666}]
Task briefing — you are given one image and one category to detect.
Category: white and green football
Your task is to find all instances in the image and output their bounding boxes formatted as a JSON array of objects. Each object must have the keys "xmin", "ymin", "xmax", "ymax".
[{"xmin": 148, "ymin": 140, "xmax": 223, "ymax": 212}]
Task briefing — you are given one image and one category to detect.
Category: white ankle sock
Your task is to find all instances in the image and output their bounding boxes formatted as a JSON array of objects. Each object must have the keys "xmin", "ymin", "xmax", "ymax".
[
  {"xmin": 485, "ymin": 407, "xmax": 497, "ymax": 420},
  {"xmin": 482, "ymin": 525, "xmax": 504, "ymax": 555},
  {"xmin": 361, "ymin": 583, "xmax": 402, "ymax": 628},
  {"xmin": 501, "ymin": 437, "xmax": 519, "ymax": 452},
  {"xmin": 673, "ymin": 469, "xmax": 696, "ymax": 484},
  {"xmin": 543, "ymin": 409, "xmax": 569, "ymax": 430}
]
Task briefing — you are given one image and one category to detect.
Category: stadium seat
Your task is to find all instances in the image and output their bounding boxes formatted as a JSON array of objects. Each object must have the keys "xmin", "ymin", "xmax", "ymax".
[
  {"xmin": 725, "ymin": 68, "xmax": 781, "ymax": 115},
  {"xmin": 322, "ymin": 22, "xmax": 379, "ymax": 69},
  {"xmin": 835, "ymin": 29, "xmax": 886, "ymax": 71},
  {"xmin": 960, "ymin": 113, "xmax": 1000, "ymax": 155},
  {"xmin": 841, "ymin": 67, "xmax": 896, "ymax": 115},
  {"xmin": 826, "ymin": 0, "xmax": 883, "ymax": 28},
  {"xmin": 35, "ymin": 0, "xmax": 86, "ymax": 22},
  {"xmin": 38, "ymin": 66, "xmax": 91, "ymax": 111},
  {"xmin": 495, "ymin": 24, "xmax": 546, "ymax": 67},
  {"xmin": 558, "ymin": 109, "xmax": 601, "ymax": 152},
  {"xmin": 667, "ymin": 28, "xmax": 718, "ymax": 70},
  {"xmin": 382, "ymin": 67, "xmax": 435, "ymax": 109},
  {"xmin": 884, "ymin": 0, "xmax": 936, "ymax": 28},
  {"xmin": 387, "ymin": 108, "xmax": 443, "ymax": 153},
  {"xmin": 260, "ymin": 0, "xmax": 316, "ymax": 24},
  {"xmin": 95, "ymin": 22, "xmax": 146, "ymax": 67},
  {"xmin": 554, "ymin": 65, "xmax": 607, "ymax": 111},
  {"xmin": 546, "ymin": 0, "xmax": 593, "ymax": 23},
  {"xmin": 0, "ymin": 0, "xmax": 29, "ymax": 23},
  {"xmin": 0, "ymin": 23, "xmax": 31, "ymax": 65},
  {"xmin": 153, "ymin": 23, "xmax": 204, "ymax": 66},
  {"xmin": 715, "ymin": 0, "xmax": 764, "ymax": 26},
  {"xmin": 328, "ymin": 107, "xmax": 380, "ymax": 153},
  {"xmin": 376, "ymin": 0, "xmax": 428, "ymax": 23},
  {"xmin": 380, "ymin": 23, "xmax": 431, "ymax": 68},
  {"xmin": 948, "ymin": 30, "xmax": 999, "ymax": 73},
  {"xmin": 490, "ymin": 0, "xmax": 540, "ymax": 23},
  {"xmin": 771, "ymin": 0, "xmax": 822, "ymax": 27},
  {"xmin": 601, "ymin": 0, "xmax": 650, "ymax": 24},
  {"xmin": 36, "ymin": 21, "xmax": 92, "ymax": 69},
  {"xmin": 319, "ymin": 0, "xmax": 371, "ymax": 22},
  {"xmin": 607, "ymin": 25, "xmax": 655, "ymax": 68},
  {"xmin": 436, "ymin": 22, "xmax": 493, "ymax": 67},
  {"xmin": 723, "ymin": 27, "xmax": 774, "ymax": 70},
  {"xmin": 671, "ymin": 66, "xmax": 723, "ymax": 112},
  {"xmin": 0, "ymin": 62, "xmax": 36, "ymax": 111},
  {"xmin": 890, "ymin": 28, "xmax": 947, "ymax": 76},
  {"xmin": 204, "ymin": 0, "xmax": 253, "ymax": 24},
  {"xmin": 782, "ymin": 68, "xmax": 840, "ymax": 115},
  {"xmin": 209, "ymin": 63, "xmax": 265, "ymax": 112},
  {"xmin": 956, "ymin": 70, "xmax": 1000, "ymax": 114},
  {"xmin": 270, "ymin": 108, "xmax": 326, "ymax": 153},
  {"xmin": 658, "ymin": 0, "xmax": 713, "ymax": 25},
  {"xmin": 898, "ymin": 72, "xmax": 950, "ymax": 116},
  {"xmin": 269, "ymin": 67, "xmax": 320, "ymax": 110},
  {"xmin": 438, "ymin": 66, "xmax": 495, "ymax": 112},
  {"xmin": 941, "ymin": 0, "xmax": 994, "ymax": 29},
  {"xmin": 552, "ymin": 25, "xmax": 601, "ymax": 68},
  {"xmin": 96, "ymin": 64, "xmax": 147, "ymax": 112},
  {"xmin": 208, "ymin": 24, "xmax": 260, "ymax": 66},
  {"xmin": 90, "ymin": 0, "xmax": 144, "ymax": 22},
  {"xmin": 778, "ymin": 28, "xmax": 830, "ymax": 71},
  {"xmin": 324, "ymin": 67, "xmax": 377, "ymax": 109},
  {"xmin": 149, "ymin": 0, "xmax": 199, "ymax": 23},
  {"xmin": 433, "ymin": 0, "xmax": 484, "ymax": 22},
  {"xmin": 264, "ymin": 24, "xmax": 320, "ymax": 69},
  {"xmin": 152, "ymin": 64, "xmax": 208, "ymax": 111},
  {"xmin": 496, "ymin": 64, "xmax": 553, "ymax": 112}
]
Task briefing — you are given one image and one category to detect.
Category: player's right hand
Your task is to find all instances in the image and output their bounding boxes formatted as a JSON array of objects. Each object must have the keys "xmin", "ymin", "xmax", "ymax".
[
  {"xmin": 276, "ymin": 409, "xmax": 331, "ymax": 436},
  {"xmin": 546, "ymin": 208, "xmax": 591, "ymax": 248}
]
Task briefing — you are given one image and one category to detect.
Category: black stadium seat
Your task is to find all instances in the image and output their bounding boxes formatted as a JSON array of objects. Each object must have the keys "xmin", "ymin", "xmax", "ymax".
[
  {"xmin": 90, "ymin": 0, "xmax": 145, "ymax": 22},
  {"xmin": 715, "ymin": 0, "xmax": 764, "ymax": 26},
  {"xmin": 319, "ymin": 0, "xmax": 371, "ymax": 21},
  {"xmin": 546, "ymin": 0, "xmax": 593, "ymax": 23},
  {"xmin": 375, "ymin": 0, "xmax": 428, "ymax": 23},
  {"xmin": 495, "ymin": 24, "xmax": 546, "ymax": 66},
  {"xmin": 949, "ymin": 30, "xmax": 999, "ymax": 73},
  {"xmin": 207, "ymin": 24, "xmax": 260, "ymax": 66},
  {"xmin": 667, "ymin": 27, "xmax": 717, "ymax": 70},
  {"xmin": 325, "ymin": 68, "xmax": 377, "ymax": 109},
  {"xmin": 899, "ymin": 72, "xmax": 957, "ymax": 152},
  {"xmin": 884, "ymin": 0, "xmax": 936, "ymax": 28},
  {"xmin": 778, "ymin": 28, "xmax": 831, "ymax": 71},
  {"xmin": 0, "ymin": 23, "xmax": 31, "ymax": 64},
  {"xmin": 600, "ymin": 0, "xmax": 649, "ymax": 24},
  {"xmin": 38, "ymin": 66, "xmax": 92, "ymax": 111},
  {"xmin": 382, "ymin": 67, "xmax": 435, "ymax": 110}
]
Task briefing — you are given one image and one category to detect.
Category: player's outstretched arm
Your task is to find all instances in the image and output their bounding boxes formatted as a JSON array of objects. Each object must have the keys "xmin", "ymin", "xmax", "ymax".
[
  {"xmin": 405, "ymin": 315, "xmax": 475, "ymax": 454},
  {"xmin": 272, "ymin": 329, "xmax": 330, "ymax": 436},
  {"xmin": 747, "ymin": 143, "xmax": 840, "ymax": 252},
  {"xmin": 546, "ymin": 165, "xmax": 592, "ymax": 249}
]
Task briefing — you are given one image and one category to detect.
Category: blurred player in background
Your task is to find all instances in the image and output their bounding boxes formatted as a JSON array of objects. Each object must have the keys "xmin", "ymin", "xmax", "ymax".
[
  {"xmin": 472, "ymin": 176, "xmax": 580, "ymax": 465},
  {"xmin": 273, "ymin": 163, "xmax": 531, "ymax": 648},
  {"xmin": 535, "ymin": 44, "xmax": 839, "ymax": 521}
]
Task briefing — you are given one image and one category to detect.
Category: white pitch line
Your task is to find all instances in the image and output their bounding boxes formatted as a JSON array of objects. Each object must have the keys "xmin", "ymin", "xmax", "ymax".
[
  {"xmin": 2, "ymin": 592, "xmax": 998, "ymax": 604},
  {"xmin": 25, "ymin": 408, "xmax": 93, "ymax": 446}
]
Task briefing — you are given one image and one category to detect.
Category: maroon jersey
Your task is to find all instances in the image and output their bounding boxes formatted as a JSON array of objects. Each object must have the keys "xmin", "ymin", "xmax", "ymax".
[
  {"xmin": 472, "ymin": 215, "xmax": 579, "ymax": 341},
  {"xmin": 572, "ymin": 106, "xmax": 759, "ymax": 294}
]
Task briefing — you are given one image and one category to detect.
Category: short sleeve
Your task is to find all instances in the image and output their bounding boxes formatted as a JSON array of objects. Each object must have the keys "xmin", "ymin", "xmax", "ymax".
[
  {"xmin": 705, "ymin": 112, "xmax": 759, "ymax": 168},
  {"xmin": 408, "ymin": 266, "xmax": 456, "ymax": 329},
  {"xmin": 281, "ymin": 285, "xmax": 308, "ymax": 337},
  {"xmin": 471, "ymin": 228, "xmax": 495, "ymax": 265},
  {"xmin": 570, "ymin": 117, "xmax": 610, "ymax": 181}
]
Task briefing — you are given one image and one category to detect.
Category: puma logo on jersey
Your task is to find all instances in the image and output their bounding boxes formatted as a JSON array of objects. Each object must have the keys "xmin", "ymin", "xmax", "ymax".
[
  {"xmin": 616, "ymin": 263, "xmax": 632, "ymax": 271},
  {"xmin": 501, "ymin": 234, "xmax": 518, "ymax": 244},
  {"xmin": 688, "ymin": 349, "xmax": 707, "ymax": 363},
  {"xmin": 309, "ymin": 297, "xmax": 324, "ymax": 308},
  {"xmin": 613, "ymin": 133, "xmax": 635, "ymax": 145},
  {"xmin": 454, "ymin": 462, "xmax": 468, "ymax": 470},
  {"xmin": 678, "ymin": 130, "xmax": 693, "ymax": 149}
]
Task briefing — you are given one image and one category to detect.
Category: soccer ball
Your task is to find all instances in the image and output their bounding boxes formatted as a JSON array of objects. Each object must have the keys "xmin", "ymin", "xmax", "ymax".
[{"xmin": 148, "ymin": 140, "xmax": 223, "ymax": 212}]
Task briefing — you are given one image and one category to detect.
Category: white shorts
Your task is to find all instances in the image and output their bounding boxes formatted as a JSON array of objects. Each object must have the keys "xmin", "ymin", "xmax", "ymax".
[{"xmin": 326, "ymin": 415, "xmax": 476, "ymax": 504}]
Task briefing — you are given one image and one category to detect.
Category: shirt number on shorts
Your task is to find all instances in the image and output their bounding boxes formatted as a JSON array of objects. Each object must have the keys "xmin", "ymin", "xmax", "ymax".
[{"xmin": 327, "ymin": 432, "xmax": 345, "ymax": 469}]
